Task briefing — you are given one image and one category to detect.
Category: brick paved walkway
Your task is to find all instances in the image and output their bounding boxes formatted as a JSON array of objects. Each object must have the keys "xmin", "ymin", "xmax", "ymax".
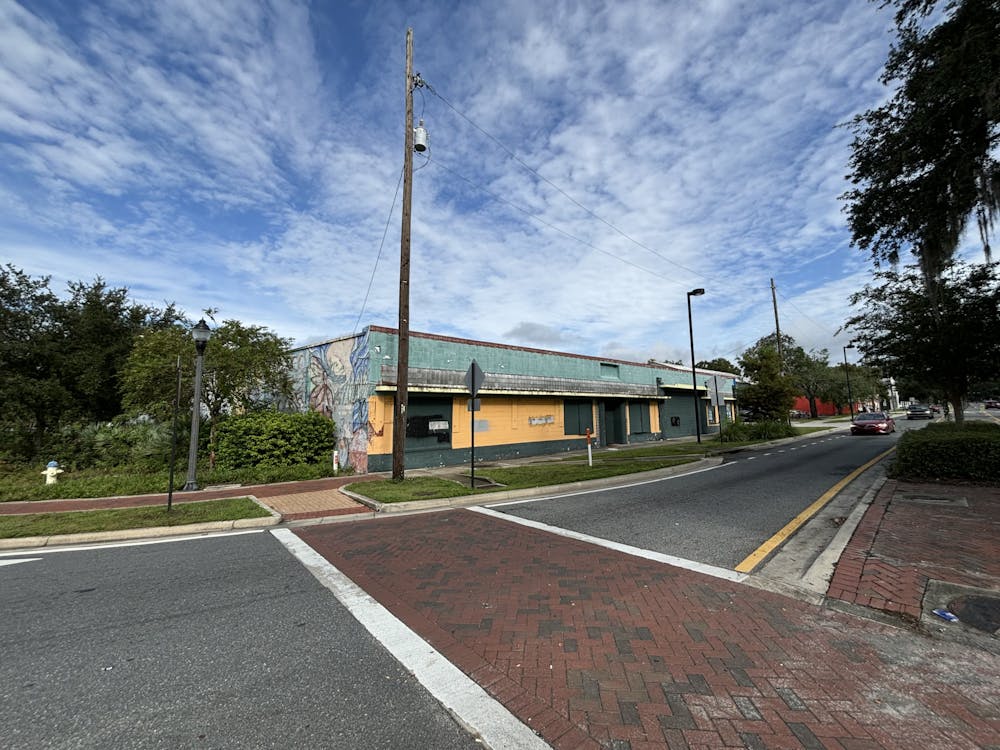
[
  {"xmin": 828, "ymin": 480, "xmax": 1000, "ymax": 622},
  {"xmin": 0, "ymin": 475, "xmax": 374, "ymax": 520},
  {"xmin": 297, "ymin": 509, "xmax": 1000, "ymax": 750}
]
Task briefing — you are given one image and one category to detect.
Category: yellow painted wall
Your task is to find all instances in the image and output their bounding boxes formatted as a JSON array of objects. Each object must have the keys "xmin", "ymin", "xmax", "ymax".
[
  {"xmin": 450, "ymin": 396, "xmax": 573, "ymax": 450},
  {"xmin": 369, "ymin": 394, "xmax": 665, "ymax": 455},
  {"xmin": 368, "ymin": 394, "xmax": 395, "ymax": 455}
]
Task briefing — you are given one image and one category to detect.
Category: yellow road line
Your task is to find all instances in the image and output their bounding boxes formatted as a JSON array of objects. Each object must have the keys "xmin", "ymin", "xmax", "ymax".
[{"xmin": 734, "ymin": 445, "xmax": 896, "ymax": 574}]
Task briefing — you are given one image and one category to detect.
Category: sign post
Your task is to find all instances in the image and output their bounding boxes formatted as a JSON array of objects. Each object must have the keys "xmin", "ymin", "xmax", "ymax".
[
  {"xmin": 465, "ymin": 360, "xmax": 485, "ymax": 488},
  {"xmin": 706, "ymin": 375, "xmax": 727, "ymax": 440}
]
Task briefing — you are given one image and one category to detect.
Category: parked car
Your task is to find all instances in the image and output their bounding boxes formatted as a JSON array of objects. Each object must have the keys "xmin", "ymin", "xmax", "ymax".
[
  {"xmin": 985, "ymin": 399, "xmax": 1000, "ymax": 409},
  {"xmin": 930, "ymin": 404, "xmax": 941, "ymax": 413},
  {"xmin": 905, "ymin": 403, "xmax": 934, "ymax": 420},
  {"xmin": 851, "ymin": 411, "xmax": 896, "ymax": 435}
]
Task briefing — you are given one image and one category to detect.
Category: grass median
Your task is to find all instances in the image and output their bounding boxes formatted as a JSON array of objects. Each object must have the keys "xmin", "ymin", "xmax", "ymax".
[
  {"xmin": 352, "ymin": 455, "xmax": 699, "ymax": 504},
  {"xmin": 0, "ymin": 497, "xmax": 271, "ymax": 539},
  {"xmin": 349, "ymin": 426, "xmax": 837, "ymax": 504}
]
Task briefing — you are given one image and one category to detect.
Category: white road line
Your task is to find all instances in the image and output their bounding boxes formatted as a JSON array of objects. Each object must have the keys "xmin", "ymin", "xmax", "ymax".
[
  {"xmin": 486, "ymin": 461, "xmax": 735, "ymax": 508},
  {"xmin": 271, "ymin": 528, "xmax": 548, "ymax": 750},
  {"xmin": 0, "ymin": 529, "xmax": 265, "ymax": 558},
  {"xmin": 0, "ymin": 558, "xmax": 41, "ymax": 566},
  {"xmin": 471, "ymin": 506, "xmax": 748, "ymax": 584}
]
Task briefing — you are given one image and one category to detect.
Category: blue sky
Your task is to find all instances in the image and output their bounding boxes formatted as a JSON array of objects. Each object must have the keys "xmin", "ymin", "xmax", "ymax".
[{"xmin": 1, "ymin": 0, "xmax": 927, "ymax": 366}]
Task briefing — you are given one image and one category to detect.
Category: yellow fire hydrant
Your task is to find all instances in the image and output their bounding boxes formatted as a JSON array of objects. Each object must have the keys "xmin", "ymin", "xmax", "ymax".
[{"xmin": 42, "ymin": 461, "xmax": 64, "ymax": 485}]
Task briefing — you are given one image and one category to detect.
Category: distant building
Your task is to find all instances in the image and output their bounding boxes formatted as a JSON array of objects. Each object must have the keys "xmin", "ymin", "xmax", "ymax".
[
  {"xmin": 792, "ymin": 396, "xmax": 846, "ymax": 417},
  {"xmin": 286, "ymin": 326, "xmax": 737, "ymax": 473}
]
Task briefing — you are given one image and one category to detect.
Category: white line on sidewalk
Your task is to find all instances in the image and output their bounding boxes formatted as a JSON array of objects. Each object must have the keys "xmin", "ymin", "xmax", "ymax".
[{"xmin": 271, "ymin": 528, "xmax": 549, "ymax": 750}]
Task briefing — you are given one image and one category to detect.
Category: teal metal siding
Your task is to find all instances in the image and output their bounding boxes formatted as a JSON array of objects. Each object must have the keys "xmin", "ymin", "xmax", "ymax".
[{"xmin": 366, "ymin": 327, "xmax": 736, "ymax": 394}]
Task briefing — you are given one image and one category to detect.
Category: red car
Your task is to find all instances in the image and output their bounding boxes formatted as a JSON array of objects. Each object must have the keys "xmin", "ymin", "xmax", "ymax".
[{"xmin": 851, "ymin": 411, "xmax": 896, "ymax": 435}]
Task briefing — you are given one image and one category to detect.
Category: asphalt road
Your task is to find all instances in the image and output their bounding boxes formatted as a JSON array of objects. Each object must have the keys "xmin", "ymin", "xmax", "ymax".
[
  {"xmin": 488, "ymin": 423, "xmax": 908, "ymax": 570},
  {"xmin": 0, "ymin": 532, "xmax": 483, "ymax": 750}
]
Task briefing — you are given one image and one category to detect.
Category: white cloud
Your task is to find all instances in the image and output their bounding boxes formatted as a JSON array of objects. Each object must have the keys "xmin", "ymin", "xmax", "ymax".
[{"xmin": 1, "ymin": 0, "xmax": 930, "ymax": 361}]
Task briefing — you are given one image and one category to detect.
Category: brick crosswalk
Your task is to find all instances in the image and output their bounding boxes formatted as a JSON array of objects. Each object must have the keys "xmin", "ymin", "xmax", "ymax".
[{"xmin": 297, "ymin": 509, "xmax": 1000, "ymax": 749}]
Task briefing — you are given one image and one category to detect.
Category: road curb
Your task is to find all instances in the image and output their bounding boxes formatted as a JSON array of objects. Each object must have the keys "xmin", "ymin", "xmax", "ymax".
[
  {"xmin": 344, "ymin": 457, "xmax": 725, "ymax": 514},
  {"xmin": 0, "ymin": 496, "xmax": 280, "ymax": 550}
]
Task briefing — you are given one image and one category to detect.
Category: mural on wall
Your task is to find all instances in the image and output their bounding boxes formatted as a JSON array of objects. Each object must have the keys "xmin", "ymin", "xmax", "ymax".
[{"xmin": 288, "ymin": 330, "xmax": 374, "ymax": 473}]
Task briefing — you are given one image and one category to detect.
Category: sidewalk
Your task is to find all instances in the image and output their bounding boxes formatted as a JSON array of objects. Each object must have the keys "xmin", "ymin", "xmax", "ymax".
[{"xmin": 0, "ymin": 475, "xmax": 377, "ymax": 522}]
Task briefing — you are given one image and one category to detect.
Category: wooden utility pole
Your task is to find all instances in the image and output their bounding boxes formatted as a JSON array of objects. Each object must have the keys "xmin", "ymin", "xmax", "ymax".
[
  {"xmin": 391, "ymin": 29, "xmax": 415, "ymax": 481},
  {"xmin": 770, "ymin": 277, "xmax": 784, "ymax": 373}
]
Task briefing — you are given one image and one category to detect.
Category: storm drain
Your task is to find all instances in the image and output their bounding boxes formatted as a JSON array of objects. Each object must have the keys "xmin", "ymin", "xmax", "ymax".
[
  {"xmin": 948, "ymin": 595, "xmax": 1000, "ymax": 635},
  {"xmin": 896, "ymin": 492, "xmax": 968, "ymax": 507}
]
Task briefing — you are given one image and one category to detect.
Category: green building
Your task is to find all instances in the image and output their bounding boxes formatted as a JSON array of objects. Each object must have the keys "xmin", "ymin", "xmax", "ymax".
[{"xmin": 287, "ymin": 325, "xmax": 736, "ymax": 473}]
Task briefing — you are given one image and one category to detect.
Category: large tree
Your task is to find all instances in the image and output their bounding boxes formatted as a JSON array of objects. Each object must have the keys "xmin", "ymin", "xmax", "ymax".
[
  {"xmin": 695, "ymin": 357, "xmax": 739, "ymax": 374},
  {"xmin": 0, "ymin": 265, "xmax": 65, "ymax": 458},
  {"xmin": 737, "ymin": 335, "xmax": 798, "ymax": 421},
  {"xmin": 0, "ymin": 266, "xmax": 182, "ymax": 461},
  {"xmin": 121, "ymin": 319, "xmax": 296, "ymax": 456},
  {"xmin": 55, "ymin": 279, "xmax": 181, "ymax": 423},
  {"xmin": 843, "ymin": 0, "xmax": 1000, "ymax": 284},
  {"xmin": 844, "ymin": 262, "xmax": 1000, "ymax": 422},
  {"xmin": 739, "ymin": 334, "xmax": 834, "ymax": 417}
]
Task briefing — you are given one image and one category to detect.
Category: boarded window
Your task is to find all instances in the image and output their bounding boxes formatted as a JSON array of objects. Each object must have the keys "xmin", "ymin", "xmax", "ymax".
[
  {"xmin": 628, "ymin": 402, "xmax": 651, "ymax": 433},
  {"xmin": 564, "ymin": 399, "xmax": 593, "ymax": 435}
]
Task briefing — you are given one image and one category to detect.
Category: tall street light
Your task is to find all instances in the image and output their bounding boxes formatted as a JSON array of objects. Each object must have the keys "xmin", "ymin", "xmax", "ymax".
[
  {"xmin": 843, "ymin": 342, "xmax": 856, "ymax": 420},
  {"xmin": 687, "ymin": 288, "xmax": 705, "ymax": 444},
  {"xmin": 183, "ymin": 319, "xmax": 212, "ymax": 491}
]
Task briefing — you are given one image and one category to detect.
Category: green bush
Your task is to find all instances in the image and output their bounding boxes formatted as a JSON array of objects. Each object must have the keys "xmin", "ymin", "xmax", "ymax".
[
  {"xmin": 215, "ymin": 411, "xmax": 336, "ymax": 469},
  {"xmin": 891, "ymin": 421, "xmax": 1000, "ymax": 482},
  {"xmin": 720, "ymin": 419, "xmax": 797, "ymax": 442},
  {"xmin": 719, "ymin": 422, "xmax": 752, "ymax": 442}
]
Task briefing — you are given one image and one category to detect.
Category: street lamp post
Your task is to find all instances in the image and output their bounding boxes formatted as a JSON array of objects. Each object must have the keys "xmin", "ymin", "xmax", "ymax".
[
  {"xmin": 182, "ymin": 319, "xmax": 212, "ymax": 491},
  {"xmin": 843, "ymin": 342, "xmax": 856, "ymax": 420},
  {"xmin": 687, "ymin": 288, "xmax": 705, "ymax": 443}
]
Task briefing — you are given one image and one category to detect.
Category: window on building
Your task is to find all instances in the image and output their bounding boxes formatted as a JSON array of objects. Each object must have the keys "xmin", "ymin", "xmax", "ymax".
[
  {"xmin": 628, "ymin": 402, "xmax": 650, "ymax": 433},
  {"xmin": 599, "ymin": 363, "xmax": 620, "ymax": 380},
  {"xmin": 564, "ymin": 399, "xmax": 593, "ymax": 435},
  {"xmin": 405, "ymin": 397, "xmax": 453, "ymax": 451}
]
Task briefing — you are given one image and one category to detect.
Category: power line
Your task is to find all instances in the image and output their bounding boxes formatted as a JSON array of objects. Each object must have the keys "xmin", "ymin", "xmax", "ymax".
[
  {"xmin": 352, "ymin": 164, "xmax": 405, "ymax": 336},
  {"xmin": 775, "ymin": 288, "xmax": 840, "ymax": 340}
]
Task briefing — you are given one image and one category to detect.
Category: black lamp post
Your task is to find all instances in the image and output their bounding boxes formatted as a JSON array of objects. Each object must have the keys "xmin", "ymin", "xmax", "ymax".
[
  {"xmin": 182, "ymin": 319, "xmax": 212, "ymax": 491},
  {"xmin": 843, "ymin": 342, "xmax": 856, "ymax": 420},
  {"xmin": 687, "ymin": 288, "xmax": 705, "ymax": 443}
]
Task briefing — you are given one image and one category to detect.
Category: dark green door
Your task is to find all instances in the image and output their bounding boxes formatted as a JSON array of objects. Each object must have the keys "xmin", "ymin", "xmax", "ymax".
[{"xmin": 602, "ymin": 400, "xmax": 627, "ymax": 444}]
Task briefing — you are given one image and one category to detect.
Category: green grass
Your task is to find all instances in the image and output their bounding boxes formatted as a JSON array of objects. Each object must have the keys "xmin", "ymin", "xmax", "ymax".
[
  {"xmin": 352, "ymin": 456, "xmax": 696, "ymax": 503},
  {"xmin": 0, "ymin": 462, "xmax": 338, "ymax": 503},
  {"xmin": 0, "ymin": 497, "xmax": 271, "ymax": 539},
  {"xmin": 350, "ymin": 476, "xmax": 477, "ymax": 503}
]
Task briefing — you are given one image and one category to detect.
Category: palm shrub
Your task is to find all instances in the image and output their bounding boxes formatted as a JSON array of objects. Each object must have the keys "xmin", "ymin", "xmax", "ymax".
[{"xmin": 39, "ymin": 418, "xmax": 179, "ymax": 471}]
